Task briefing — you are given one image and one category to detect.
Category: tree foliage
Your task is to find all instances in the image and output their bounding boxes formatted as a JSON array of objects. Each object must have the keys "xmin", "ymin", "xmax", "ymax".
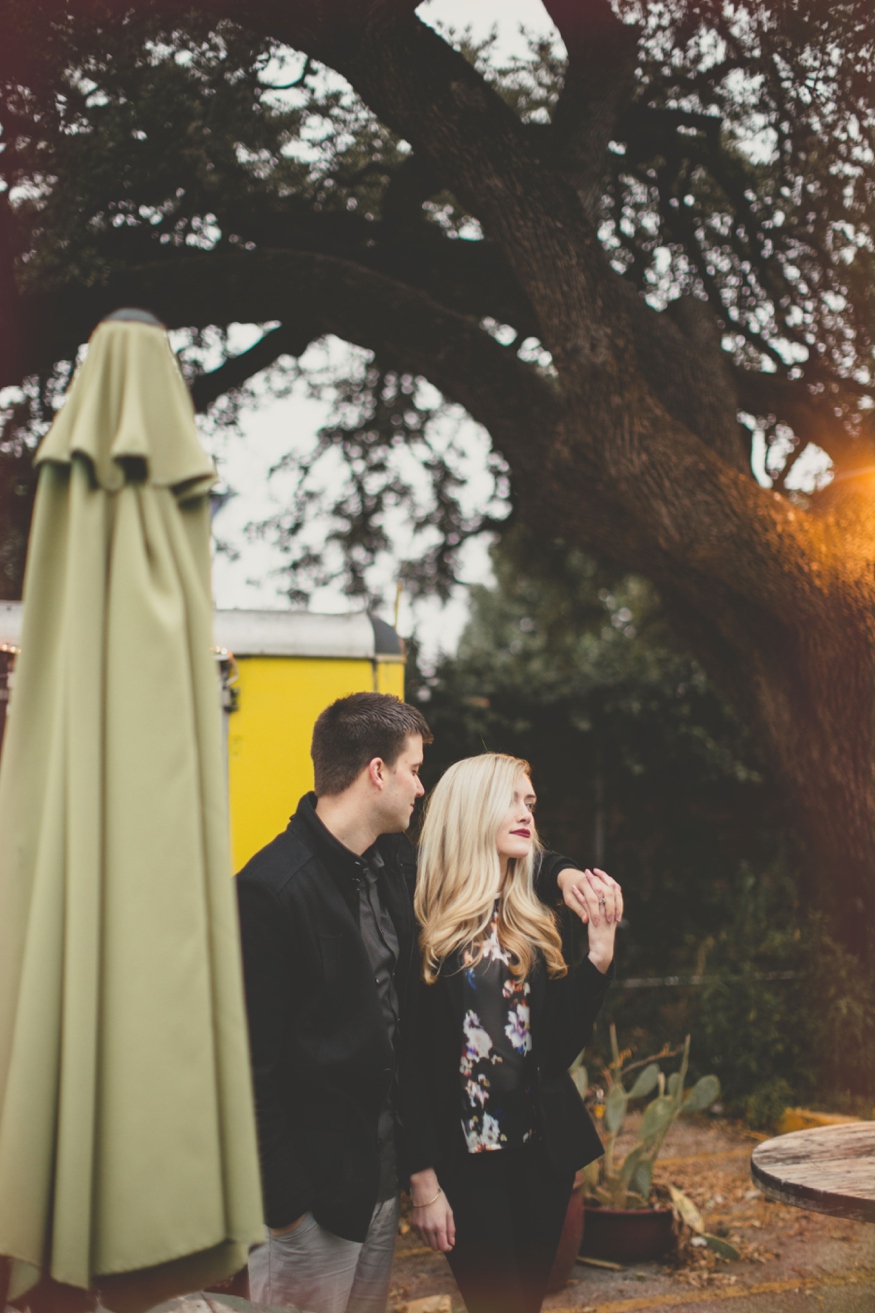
[
  {"xmin": 415, "ymin": 534, "xmax": 875, "ymax": 1108},
  {"xmin": 2, "ymin": 0, "xmax": 875, "ymax": 954},
  {"xmin": 412, "ymin": 530, "xmax": 780, "ymax": 975},
  {"xmin": 2, "ymin": 1, "xmax": 873, "ymax": 596}
]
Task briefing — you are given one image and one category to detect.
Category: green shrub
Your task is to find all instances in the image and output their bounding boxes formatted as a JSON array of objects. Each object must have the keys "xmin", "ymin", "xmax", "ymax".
[
  {"xmin": 693, "ymin": 858, "xmax": 815, "ymax": 1117},
  {"xmin": 743, "ymin": 1079, "xmax": 796, "ymax": 1131}
]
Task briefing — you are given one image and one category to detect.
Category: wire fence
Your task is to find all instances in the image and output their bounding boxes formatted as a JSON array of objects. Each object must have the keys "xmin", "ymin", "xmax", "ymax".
[{"xmin": 618, "ymin": 970, "xmax": 797, "ymax": 989}]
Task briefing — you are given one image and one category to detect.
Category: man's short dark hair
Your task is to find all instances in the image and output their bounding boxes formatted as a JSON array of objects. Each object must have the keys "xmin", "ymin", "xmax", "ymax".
[{"xmin": 311, "ymin": 691, "xmax": 433, "ymax": 796}]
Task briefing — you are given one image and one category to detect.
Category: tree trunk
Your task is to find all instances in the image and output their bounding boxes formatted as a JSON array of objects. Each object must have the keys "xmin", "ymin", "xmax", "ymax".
[
  {"xmin": 0, "ymin": 448, "xmax": 37, "ymax": 602},
  {"xmin": 529, "ymin": 402, "xmax": 875, "ymax": 960},
  {"xmin": 666, "ymin": 578, "xmax": 875, "ymax": 960}
]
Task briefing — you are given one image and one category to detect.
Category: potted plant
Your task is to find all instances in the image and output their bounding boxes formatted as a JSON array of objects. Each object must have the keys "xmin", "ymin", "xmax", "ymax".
[{"xmin": 571, "ymin": 1026, "xmax": 729, "ymax": 1263}]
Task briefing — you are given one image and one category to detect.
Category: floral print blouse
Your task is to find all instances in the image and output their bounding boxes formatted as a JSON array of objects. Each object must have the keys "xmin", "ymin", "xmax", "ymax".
[{"xmin": 449, "ymin": 908, "xmax": 536, "ymax": 1153}]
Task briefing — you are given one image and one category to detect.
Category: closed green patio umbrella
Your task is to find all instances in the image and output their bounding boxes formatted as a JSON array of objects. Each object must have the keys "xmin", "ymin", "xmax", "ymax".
[{"xmin": 0, "ymin": 312, "xmax": 263, "ymax": 1312}]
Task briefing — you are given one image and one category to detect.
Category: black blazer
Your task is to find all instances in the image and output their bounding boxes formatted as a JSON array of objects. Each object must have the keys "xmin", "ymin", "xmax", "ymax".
[
  {"xmin": 236, "ymin": 794, "xmax": 589, "ymax": 1241},
  {"xmin": 399, "ymin": 911, "xmax": 612, "ymax": 1178},
  {"xmin": 236, "ymin": 794, "xmax": 419, "ymax": 1241}
]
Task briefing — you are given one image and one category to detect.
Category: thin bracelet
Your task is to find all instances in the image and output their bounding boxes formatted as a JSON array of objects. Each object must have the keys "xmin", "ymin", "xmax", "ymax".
[{"xmin": 411, "ymin": 1185, "xmax": 443, "ymax": 1208}]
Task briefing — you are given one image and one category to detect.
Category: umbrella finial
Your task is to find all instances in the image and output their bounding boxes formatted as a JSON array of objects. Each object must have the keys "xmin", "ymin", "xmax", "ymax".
[{"xmin": 101, "ymin": 307, "xmax": 165, "ymax": 327}]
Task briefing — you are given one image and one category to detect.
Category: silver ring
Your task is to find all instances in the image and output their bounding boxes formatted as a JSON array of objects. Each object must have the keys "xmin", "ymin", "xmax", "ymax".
[{"xmin": 598, "ymin": 898, "xmax": 606, "ymax": 908}]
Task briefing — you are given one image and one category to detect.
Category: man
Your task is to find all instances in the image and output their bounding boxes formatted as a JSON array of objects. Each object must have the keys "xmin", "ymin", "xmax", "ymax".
[
  {"xmin": 237, "ymin": 692, "xmax": 430, "ymax": 1313},
  {"xmin": 237, "ymin": 691, "xmax": 598, "ymax": 1313}
]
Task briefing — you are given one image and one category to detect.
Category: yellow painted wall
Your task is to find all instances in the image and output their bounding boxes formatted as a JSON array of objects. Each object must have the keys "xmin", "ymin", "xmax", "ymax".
[
  {"xmin": 228, "ymin": 655, "xmax": 405, "ymax": 871},
  {"xmin": 375, "ymin": 659, "xmax": 405, "ymax": 696}
]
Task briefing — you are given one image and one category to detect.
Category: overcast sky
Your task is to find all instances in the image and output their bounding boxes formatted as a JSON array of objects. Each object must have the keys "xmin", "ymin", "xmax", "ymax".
[{"xmin": 209, "ymin": 0, "xmax": 559, "ymax": 658}]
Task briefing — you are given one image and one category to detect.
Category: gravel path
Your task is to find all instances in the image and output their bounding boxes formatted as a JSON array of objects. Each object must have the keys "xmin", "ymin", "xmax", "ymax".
[{"xmin": 388, "ymin": 1117, "xmax": 875, "ymax": 1313}]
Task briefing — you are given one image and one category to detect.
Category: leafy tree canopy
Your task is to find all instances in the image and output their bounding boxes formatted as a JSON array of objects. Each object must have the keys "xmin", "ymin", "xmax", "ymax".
[{"xmin": 1, "ymin": 1, "xmax": 873, "ymax": 601}]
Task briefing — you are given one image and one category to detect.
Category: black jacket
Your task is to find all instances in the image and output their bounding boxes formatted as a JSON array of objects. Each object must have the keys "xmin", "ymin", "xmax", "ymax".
[
  {"xmin": 236, "ymin": 793, "xmax": 592, "ymax": 1241},
  {"xmin": 236, "ymin": 793, "xmax": 418, "ymax": 1241},
  {"xmin": 399, "ymin": 913, "xmax": 612, "ymax": 1178}
]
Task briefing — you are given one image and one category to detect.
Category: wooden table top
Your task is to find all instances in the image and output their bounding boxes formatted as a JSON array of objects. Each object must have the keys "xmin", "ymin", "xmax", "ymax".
[{"xmin": 751, "ymin": 1122, "xmax": 875, "ymax": 1223}]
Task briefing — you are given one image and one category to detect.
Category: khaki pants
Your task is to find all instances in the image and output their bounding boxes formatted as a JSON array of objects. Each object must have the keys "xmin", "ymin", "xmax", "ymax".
[{"xmin": 248, "ymin": 1196, "xmax": 400, "ymax": 1313}]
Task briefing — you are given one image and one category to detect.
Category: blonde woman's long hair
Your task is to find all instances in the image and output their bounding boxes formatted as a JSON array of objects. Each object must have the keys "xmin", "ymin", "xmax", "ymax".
[{"xmin": 416, "ymin": 753, "xmax": 567, "ymax": 984}]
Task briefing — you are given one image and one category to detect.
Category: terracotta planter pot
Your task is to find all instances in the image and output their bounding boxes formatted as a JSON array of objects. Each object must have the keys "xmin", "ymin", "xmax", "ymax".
[
  {"xmin": 546, "ymin": 1190, "xmax": 585, "ymax": 1293},
  {"xmin": 581, "ymin": 1204, "xmax": 675, "ymax": 1264}
]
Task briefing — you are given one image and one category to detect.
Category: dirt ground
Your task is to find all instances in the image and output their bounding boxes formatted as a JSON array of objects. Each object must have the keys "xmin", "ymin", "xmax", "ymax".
[{"xmin": 388, "ymin": 1116, "xmax": 875, "ymax": 1313}]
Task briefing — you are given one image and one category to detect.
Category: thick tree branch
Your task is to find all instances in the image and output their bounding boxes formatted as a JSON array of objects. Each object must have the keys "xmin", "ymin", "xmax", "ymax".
[
  {"xmin": 1, "ymin": 191, "xmax": 542, "ymax": 386},
  {"xmin": 542, "ymin": 0, "xmax": 640, "ymax": 220},
  {"xmin": 379, "ymin": 151, "xmax": 442, "ymax": 232},
  {"xmin": 93, "ymin": 4, "xmax": 856, "ymax": 612},
  {"xmin": 40, "ymin": 247, "xmax": 559, "ymax": 450},
  {"xmin": 225, "ymin": 2, "xmax": 618, "ymax": 374},
  {"xmin": 229, "ymin": 0, "xmax": 764, "ymax": 514},
  {"xmin": 9, "ymin": 3, "xmax": 868, "ymax": 612},
  {"xmin": 733, "ymin": 368, "xmax": 875, "ymax": 473},
  {"xmin": 190, "ymin": 321, "xmax": 322, "ymax": 412},
  {"xmin": 369, "ymin": 228, "xmax": 538, "ymax": 338},
  {"xmin": 618, "ymin": 283, "xmax": 746, "ymax": 471}
]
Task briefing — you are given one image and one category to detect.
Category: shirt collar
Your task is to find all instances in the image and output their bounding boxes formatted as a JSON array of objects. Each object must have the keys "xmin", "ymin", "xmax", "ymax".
[{"xmin": 293, "ymin": 792, "xmax": 386, "ymax": 884}]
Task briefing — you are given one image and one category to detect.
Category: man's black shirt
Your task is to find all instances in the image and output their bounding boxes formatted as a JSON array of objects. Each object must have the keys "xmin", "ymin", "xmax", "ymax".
[{"xmin": 358, "ymin": 848, "xmax": 400, "ymax": 1202}]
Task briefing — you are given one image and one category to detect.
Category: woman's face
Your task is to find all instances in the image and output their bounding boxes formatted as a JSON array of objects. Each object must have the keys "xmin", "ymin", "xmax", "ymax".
[{"xmin": 495, "ymin": 772, "xmax": 537, "ymax": 872}]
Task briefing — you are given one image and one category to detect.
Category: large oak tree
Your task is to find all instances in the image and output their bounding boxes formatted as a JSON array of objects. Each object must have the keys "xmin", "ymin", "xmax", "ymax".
[{"xmin": 2, "ymin": 0, "xmax": 874, "ymax": 954}]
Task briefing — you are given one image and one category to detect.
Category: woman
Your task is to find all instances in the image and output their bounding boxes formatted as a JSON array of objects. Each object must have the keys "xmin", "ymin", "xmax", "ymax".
[{"xmin": 401, "ymin": 754, "xmax": 620, "ymax": 1313}]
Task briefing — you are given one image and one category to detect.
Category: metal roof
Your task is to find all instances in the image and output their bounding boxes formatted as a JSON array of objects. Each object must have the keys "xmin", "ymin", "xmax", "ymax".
[
  {"xmin": 0, "ymin": 602, "xmax": 403, "ymax": 661},
  {"xmin": 214, "ymin": 609, "xmax": 403, "ymax": 659}
]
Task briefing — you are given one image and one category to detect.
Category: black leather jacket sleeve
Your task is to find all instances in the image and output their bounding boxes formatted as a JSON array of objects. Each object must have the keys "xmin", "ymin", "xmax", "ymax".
[
  {"xmin": 237, "ymin": 876, "xmax": 315, "ymax": 1228},
  {"xmin": 541, "ymin": 933, "xmax": 615, "ymax": 1075},
  {"xmin": 534, "ymin": 849, "xmax": 581, "ymax": 905},
  {"xmin": 399, "ymin": 967, "xmax": 442, "ymax": 1178}
]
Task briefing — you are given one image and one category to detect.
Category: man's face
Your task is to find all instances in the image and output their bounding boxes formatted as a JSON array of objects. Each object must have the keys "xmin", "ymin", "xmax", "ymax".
[{"xmin": 378, "ymin": 734, "xmax": 425, "ymax": 833}]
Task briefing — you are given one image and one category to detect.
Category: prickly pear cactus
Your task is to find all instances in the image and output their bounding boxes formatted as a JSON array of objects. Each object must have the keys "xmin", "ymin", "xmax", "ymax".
[{"xmin": 571, "ymin": 1027, "xmax": 721, "ymax": 1209}]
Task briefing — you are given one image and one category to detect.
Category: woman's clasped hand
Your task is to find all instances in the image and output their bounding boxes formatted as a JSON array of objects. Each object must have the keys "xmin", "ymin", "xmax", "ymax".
[{"xmin": 556, "ymin": 865, "xmax": 622, "ymax": 972}]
